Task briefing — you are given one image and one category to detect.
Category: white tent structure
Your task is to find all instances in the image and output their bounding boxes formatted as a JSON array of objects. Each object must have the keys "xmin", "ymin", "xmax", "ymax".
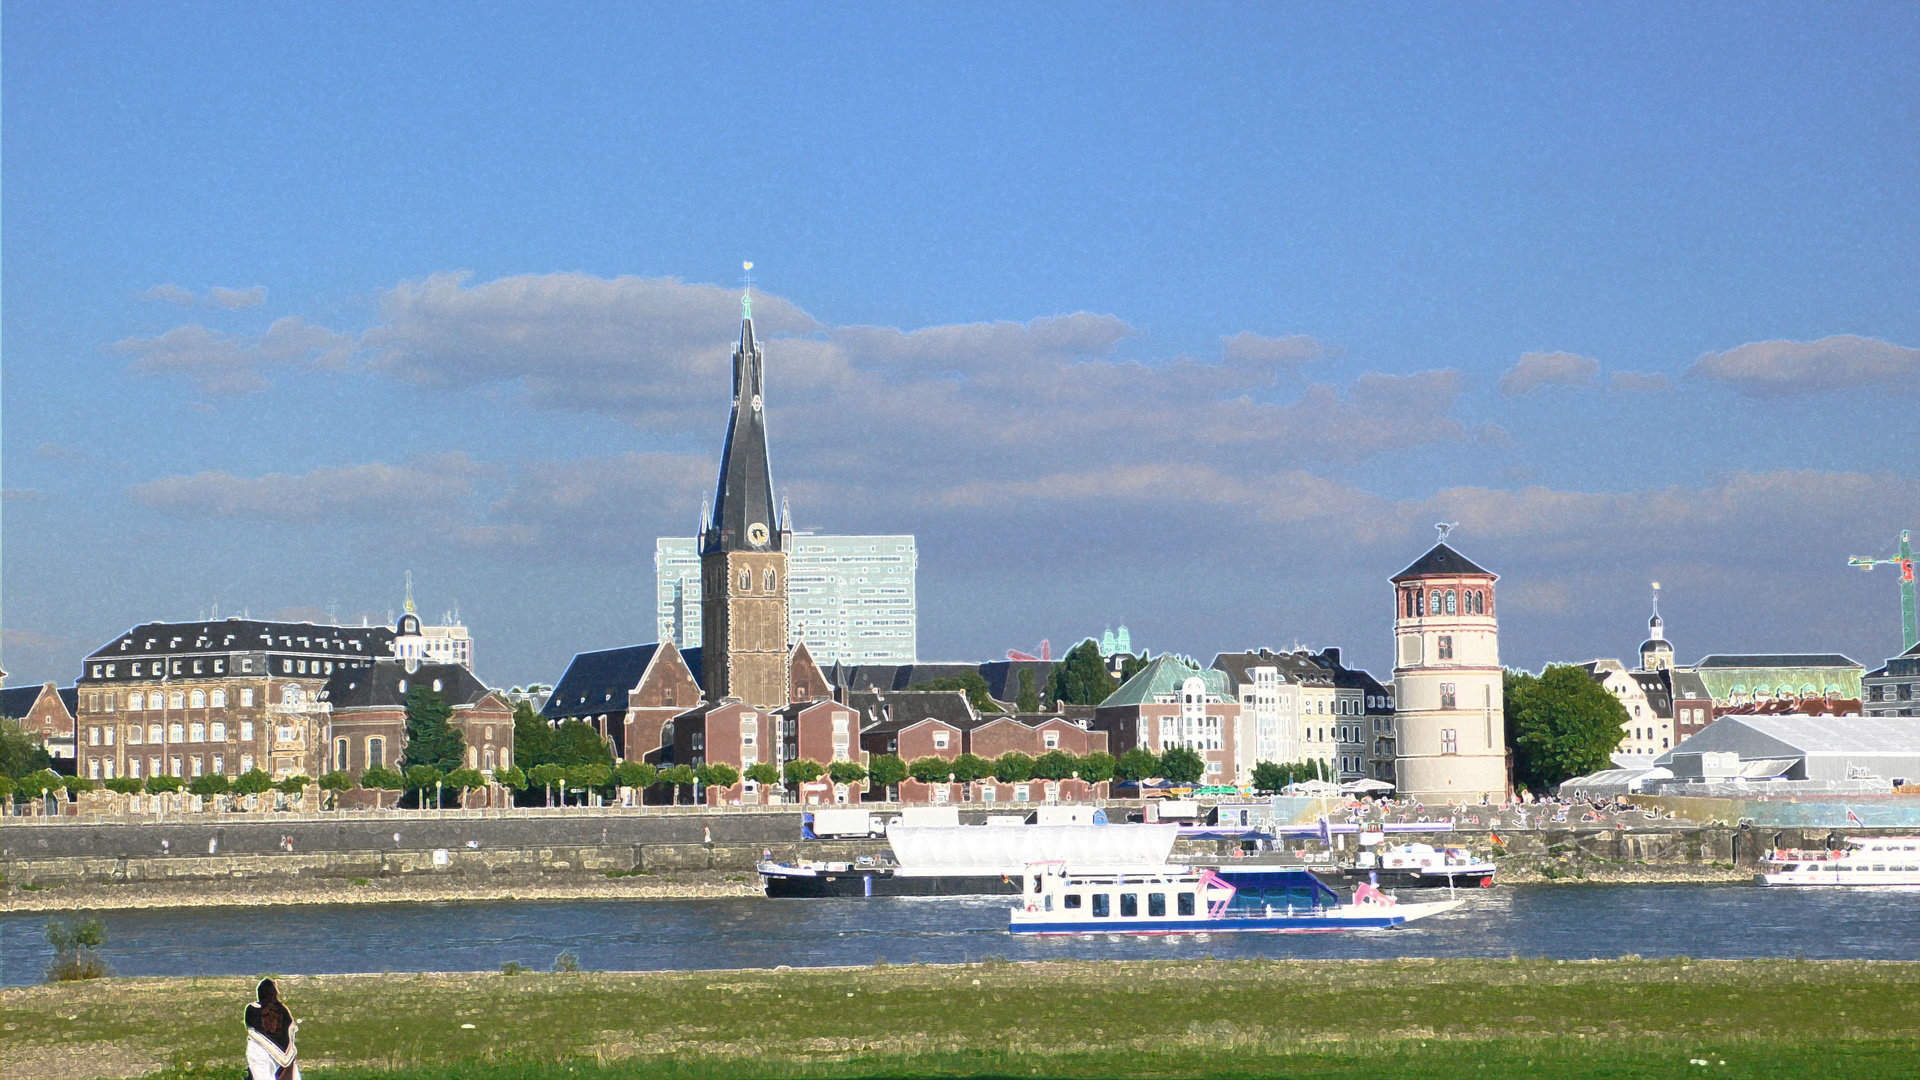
[{"xmin": 1653, "ymin": 715, "xmax": 1920, "ymax": 789}]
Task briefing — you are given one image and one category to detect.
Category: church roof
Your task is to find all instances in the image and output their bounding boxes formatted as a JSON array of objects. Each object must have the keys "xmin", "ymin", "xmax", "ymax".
[
  {"xmin": 702, "ymin": 306, "xmax": 781, "ymax": 555},
  {"xmin": 322, "ymin": 661, "xmax": 490, "ymax": 709},
  {"xmin": 1390, "ymin": 543, "xmax": 1494, "ymax": 583},
  {"xmin": 543, "ymin": 644, "xmax": 663, "ymax": 720}
]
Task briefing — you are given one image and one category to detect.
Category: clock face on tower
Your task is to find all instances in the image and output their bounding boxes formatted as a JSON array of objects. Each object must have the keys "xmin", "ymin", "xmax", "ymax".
[{"xmin": 747, "ymin": 522, "xmax": 769, "ymax": 546}]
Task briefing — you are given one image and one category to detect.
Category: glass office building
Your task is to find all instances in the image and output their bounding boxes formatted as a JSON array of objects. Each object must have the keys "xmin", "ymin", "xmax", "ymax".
[{"xmin": 655, "ymin": 534, "xmax": 917, "ymax": 665}]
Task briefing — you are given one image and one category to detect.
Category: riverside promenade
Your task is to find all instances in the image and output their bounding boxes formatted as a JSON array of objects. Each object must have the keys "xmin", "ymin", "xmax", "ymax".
[{"xmin": 5, "ymin": 798, "xmax": 1906, "ymax": 911}]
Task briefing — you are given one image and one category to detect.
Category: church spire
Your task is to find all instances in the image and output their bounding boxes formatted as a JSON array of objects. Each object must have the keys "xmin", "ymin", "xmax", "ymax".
[{"xmin": 703, "ymin": 261, "xmax": 780, "ymax": 555}]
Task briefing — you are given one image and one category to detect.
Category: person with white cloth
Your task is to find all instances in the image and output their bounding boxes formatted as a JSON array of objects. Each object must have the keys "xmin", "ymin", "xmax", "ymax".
[{"xmin": 245, "ymin": 978, "xmax": 298, "ymax": 1080}]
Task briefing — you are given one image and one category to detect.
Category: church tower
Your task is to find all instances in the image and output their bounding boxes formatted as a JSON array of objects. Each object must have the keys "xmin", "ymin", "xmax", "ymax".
[
  {"xmin": 699, "ymin": 277, "xmax": 791, "ymax": 708},
  {"xmin": 1391, "ymin": 533, "xmax": 1505, "ymax": 803}
]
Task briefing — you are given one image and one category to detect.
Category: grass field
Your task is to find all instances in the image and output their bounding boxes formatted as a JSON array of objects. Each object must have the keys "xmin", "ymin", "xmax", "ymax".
[{"xmin": 3, "ymin": 959, "xmax": 1916, "ymax": 1080}]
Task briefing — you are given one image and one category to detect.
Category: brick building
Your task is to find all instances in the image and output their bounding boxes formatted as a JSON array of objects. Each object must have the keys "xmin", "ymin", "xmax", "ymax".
[
  {"xmin": 544, "ymin": 641, "xmax": 704, "ymax": 762},
  {"xmin": 1092, "ymin": 654, "xmax": 1241, "ymax": 785},
  {"xmin": 319, "ymin": 660, "xmax": 515, "ymax": 804},
  {"xmin": 2, "ymin": 682, "xmax": 78, "ymax": 761},
  {"xmin": 76, "ymin": 618, "xmax": 397, "ymax": 783}
]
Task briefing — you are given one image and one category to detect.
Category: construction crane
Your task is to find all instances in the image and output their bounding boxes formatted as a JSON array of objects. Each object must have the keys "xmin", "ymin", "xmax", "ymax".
[{"xmin": 1850, "ymin": 530, "xmax": 1917, "ymax": 653}]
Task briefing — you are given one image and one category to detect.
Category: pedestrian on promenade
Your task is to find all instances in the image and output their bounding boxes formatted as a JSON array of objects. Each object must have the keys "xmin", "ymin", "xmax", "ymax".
[{"xmin": 245, "ymin": 978, "xmax": 299, "ymax": 1080}]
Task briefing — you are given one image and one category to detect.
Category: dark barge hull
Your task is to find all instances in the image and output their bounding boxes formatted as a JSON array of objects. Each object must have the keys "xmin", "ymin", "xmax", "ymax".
[
  {"xmin": 1309, "ymin": 867, "xmax": 1495, "ymax": 889},
  {"xmin": 762, "ymin": 871, "xmax": 1023, "ymax": 898}
]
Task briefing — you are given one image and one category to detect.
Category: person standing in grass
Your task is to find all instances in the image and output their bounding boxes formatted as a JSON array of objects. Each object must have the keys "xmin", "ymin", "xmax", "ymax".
[{"xmin": 245, "ymin": 978, "xmax": 299, "ymax": 1080}]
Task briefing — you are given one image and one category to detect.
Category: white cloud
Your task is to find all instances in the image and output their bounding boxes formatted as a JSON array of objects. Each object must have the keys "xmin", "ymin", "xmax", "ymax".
[
  {"xmin": 130, "ymin": 453, "xmax": 488, "ymax": 523},
  {"xmin": 208, "ymin": 286, "xmax": 268, "ymax": 309},
  {"xmin": 1688, "ymin": 335, "xmax": 1920, "ymax": 396},
  {"xmin": 141, "ymin": 283, "xmax": 199, "ymax": 307},
  {"xmin": 117, "ymin": 317, "xmax": 353, "ymax": 396},
  {"xmin": 1498, "ymin": 351, "xmax": 1600, "ymax": 396}
]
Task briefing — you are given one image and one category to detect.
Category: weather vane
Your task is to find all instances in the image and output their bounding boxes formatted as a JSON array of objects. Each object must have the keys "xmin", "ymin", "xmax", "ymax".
[
  {"xmin": 1435, "ymin": 522, "xmax": 1458, "ymax": 542},
  {"xmin": 741, "ymin": 260, "xmax": 754, "ymax": 320}
]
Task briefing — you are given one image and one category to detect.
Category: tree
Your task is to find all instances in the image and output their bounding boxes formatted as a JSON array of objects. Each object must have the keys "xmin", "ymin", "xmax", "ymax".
[
  {"xmin": 564, "ymin": 764, "xmax": 597, "ymax": 805},
  {"xmin": 1116, "ymin": 652, "xmax": 1151, "ymax": 685},
  {"xmin": 866, "ymin": 754, "xmax": 907, "ymax": 795},
  {"xmin": 62, "ymin": 775, "xmax": 97, "ymax": 796},
  {"xmin": 950, "ymin": 753, "xmax": 993, "ymax": 785},
  {"xmin": 45, "ymin": 916, "xmax": 111, "ymax": 981},
  {"xmin": 657, "ymin": 764, "xmax": 696, "ymax": 804},
  {"xmin": 530, "ymin": 763, "xmax": 567, "ymax": 807},
  {"xmin": 104, "ymin": 777, "xmax": 144, "ymax": 796},
  {"xmin": 1031, "ymin": 750, "xmax": 1079, "ymax": 782},
  {"xmin": 614, "ymin": 761, "xmax": 657, "ymax": 792},
  {"xmin": 405, "ymin": 764, "xmax": 444, "ymax": 807},
  {"xmin": 1047, "ymin": 639, "xmax": 1117, "ymax": 706},
  {"xmin": 361, "ymin": 765, "xmax": 405, "ymax": 809},
  {"xmin": 444, "ymin": 768, "xmax": 487, "ymax": 807},
  {"xmin": 401, "ymin": 687, "xmax": 466, "ymax": 776},
  {"xmin": 1506, "ymin": 665, "xmax": 1629, "ymax": 792},
  {"xmin": 1016, "ymin": 669, "xmax": 1041, "ymax": 713},
  {"xmin": 914, "ymin": 672, "xmax": 998, "ymax": 714},
  {"xmin": 782, "ymin": 759, "xmax": 825, "ymax": 791},
  {"xmin": 0, "ymin": 776, "xmax": 14, "ymax": 801},
  {"xmin": 907, "ymin": 756, "xmax": 953, "ymax": 785},
  {"xmin": 277, "ymin": 774, "xmax": 312, "ymax": 809},
  {"xmin": 743, "ymin": 762, "xmax": 780, "ymax": 787},
  {"xmin": 1114, "ymin": 747, "xmax": 1161, "ymax": 785},
  {"xmin": 550, "ymin": 719, "xmax": 615, "ymax": 769},
  {"xmin": 232, "ymin": 768, "xmax": 274, "ymax": 808},
  {"xmin": 992, "ymin": 751, "xmax": 1034, "ymax": 784},
  {"xmin": 1250, "ymin": 761, "xmax": 1289, "ymax": 794},
  {"xmin": 495, "ymin": 765, "xmax": 528, "ymax": 804},
  {"xmin": 319, "ymin": 770, "xmax": 354, "ymax": 810},
  {"xmin": 1076, "ymin": 751, "xmax": 1116, "ymax": 785},
  {"xmin": 697, "ymin": 762, "xmax": 740, "ymax": 793},
  {"xmin": 512, "ymin": 701, "xmax": 553, "ymax": 769},
  {"xmin": 1158, "ymin": 745, "xmax": 1206, "ymax": 786},
  {"xmin": 187, "ymin": 772, "xmax": 230, "ymax": 800},
  {"xmin": 145, "ymin": 774, "xmax": 184, "ymax": 797},
  {"xmin": 0, "ymin": 717, "xmax": 54, "ymax": 779},
  {"xmin": 827, "ymin": 760, "xmax": 868, "ymax": 786}
]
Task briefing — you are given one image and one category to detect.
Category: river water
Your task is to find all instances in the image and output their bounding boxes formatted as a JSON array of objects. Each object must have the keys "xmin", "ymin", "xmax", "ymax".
[{"xmin": 5, "ymin": 885, "xmax": 1918, "ymax": 986}]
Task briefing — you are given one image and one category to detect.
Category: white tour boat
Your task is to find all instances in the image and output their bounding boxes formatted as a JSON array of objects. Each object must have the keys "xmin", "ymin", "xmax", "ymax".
[
  {"xmin": 1756, "ymin": 836, "xmax": 1920, "ymax": 887},
  {"xmin": 1008, "ymin": 861, "xmax": 1463, "ymax": 935}
]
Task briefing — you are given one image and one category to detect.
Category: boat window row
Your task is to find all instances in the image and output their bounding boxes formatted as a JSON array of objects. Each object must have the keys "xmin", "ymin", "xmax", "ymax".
[
  {"xmin": 1057, "ymin": 891, "xmax": 1197, "ymax": 917},
  {"xmin": 1784, "ymin": 863, "xmax": 1920, "ymax": 872}
]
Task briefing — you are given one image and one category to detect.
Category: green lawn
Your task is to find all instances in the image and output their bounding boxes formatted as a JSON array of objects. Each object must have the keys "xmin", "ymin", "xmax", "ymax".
[{"xmin": 4, "ymin": 959, "xmax": 1915, "ymax": 1080}]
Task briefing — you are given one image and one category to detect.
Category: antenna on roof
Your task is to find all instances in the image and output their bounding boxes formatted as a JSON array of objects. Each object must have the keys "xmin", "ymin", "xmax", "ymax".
[{"xmin": 1435, "ymin": 522, "xmax": 1458, "ymax": 542}]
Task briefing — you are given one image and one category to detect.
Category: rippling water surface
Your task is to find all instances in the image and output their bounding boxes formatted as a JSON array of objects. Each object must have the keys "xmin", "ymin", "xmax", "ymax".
[{"xmin": 5, "ymin": 884, "xmax": 1918, "ymax": 986}]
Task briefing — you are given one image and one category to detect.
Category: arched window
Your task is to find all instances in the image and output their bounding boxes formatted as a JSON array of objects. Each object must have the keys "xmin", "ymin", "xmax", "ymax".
[
  {"xmin": 764, "ymin": 568, "xmax": 776, "ymax": 592},
  {"xmin": 210, "ymin": 689, "xmax": 226, "ymax": 707},
  {"xmin": 209, "ymin": 722, "xmax": 226, "ymax": 741},
  {"xmin": 168, "ymin": 722, "xmax": 185, "ymax": 743},
  {"xmin": 189, "ymin": 722, "xmax": 205, "ymax": 742},
  {"xmin": 1445, "ymin": 590, "xmax": 1457, "ymax": 614},
  {"xmin": 1415, "ymin": 591, "xmax": 1426, "ymax": 617},
  {"xmin": 484, "ymin": 747, "xmax": 496, "ymax": 771},
  {"xmin": 739, "ymin": 569, "xmax": 751, "ymax": 590},
  {"xmin": 367, "ymin": 736, "xmax": 385, "ymax": 769},
  {"xmin": 169, "ymin": 691, "xmax": 185, "ymax": 709},
  {"xmin": 149, "ymin": 724, "xmax": 164, "ymax": 744},
  {"xmin": 129, "ymin": 692, "xmax": 144, "ymax": 711},
  {"xmin": 334, "ymin": 737, "xmax": 349, "ymax": 771},
  {"xmin": 190, "ymin": 689, "xmax": 206, "ymax": 708}
]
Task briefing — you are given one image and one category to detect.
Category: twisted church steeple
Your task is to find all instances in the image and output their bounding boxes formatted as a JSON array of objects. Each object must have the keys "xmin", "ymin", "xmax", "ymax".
[{"xmin": 702, "ymin": 275, "xmax": 780, "ymax": 556}]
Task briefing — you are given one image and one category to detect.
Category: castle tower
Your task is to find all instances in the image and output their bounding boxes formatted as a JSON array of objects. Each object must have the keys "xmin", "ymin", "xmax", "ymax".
[
  {"xmin": 1391, "ymin": 536, "xmax": 1505, "ymax": 802},
  {"xmin": 1639, "ymin": 583, "xmax": 1673, "ymax": 672},
  {"xmin": 699, "ymin": 278, "xmax": 791, "ymax": 708}
]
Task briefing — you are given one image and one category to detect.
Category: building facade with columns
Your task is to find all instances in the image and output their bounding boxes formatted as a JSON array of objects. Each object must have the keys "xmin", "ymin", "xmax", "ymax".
[{"xmin": 1391, "ymin": 541, "xmax": 1506, "ymax": 802}]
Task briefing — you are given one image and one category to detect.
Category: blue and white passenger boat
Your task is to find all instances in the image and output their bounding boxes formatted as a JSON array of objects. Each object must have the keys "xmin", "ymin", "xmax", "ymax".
[{"xmin": 1008, "ymin": 861, "xmax": 1463, "ymax": 935}]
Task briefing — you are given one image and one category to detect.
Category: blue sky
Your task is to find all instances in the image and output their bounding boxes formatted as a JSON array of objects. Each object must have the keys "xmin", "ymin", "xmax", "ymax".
[{"xmin": 5, "ymin": 3, "xmax": 1917, "ymax": 688}]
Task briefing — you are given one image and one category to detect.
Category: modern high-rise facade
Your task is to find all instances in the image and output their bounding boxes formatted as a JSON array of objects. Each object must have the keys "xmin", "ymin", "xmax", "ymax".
[{"xmin": 657, "ymin": 534, "xmax": 917, "ymax": 667}]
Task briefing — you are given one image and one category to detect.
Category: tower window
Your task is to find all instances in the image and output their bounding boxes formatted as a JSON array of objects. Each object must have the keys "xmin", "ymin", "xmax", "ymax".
[
  {"xmin": 1441, "ymin": 728, "xmax": 1458, "ymax": 755},
  {"xmin": 740, "ymin": 569, "xmax": 751, "ymax": 590},
  {"xmin": 1440, "ymin": 683, "xmax": 1457, "ymax": 709},
  {"xmin": 1438, "ymin": 635, "xmax": 1453, "ymax": 660},
  {"xmin": 765, "ymin": 568, "xmax": 776, "ymax": 592},
  {"xmin": 1445, "ymin": 590, "xmax": 1457, "ymax": 614},
  {"xmin": 1416, "ymin": 591, "xmax": 1426, "ymax": 617}
]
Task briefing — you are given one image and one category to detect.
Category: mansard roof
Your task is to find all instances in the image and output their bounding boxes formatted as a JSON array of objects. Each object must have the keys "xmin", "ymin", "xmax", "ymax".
[
  {"xmin": 1390, "ymin": 543, "xmax": 1494, "ymax": 583},
  {"xmin": 1694, "ymin": 654, "xmax": 1862, "ymax": 670},
  {"xmin": 322, "ymin": 661, "xmax": 491, "ymax": 710},
  {"xmin": 1099, "ymin": 654, "xmax": 1231, "ymax": 708},
  {"xmin": 89, "ymin": 619, "xmax": 396, "ymax": 661}
]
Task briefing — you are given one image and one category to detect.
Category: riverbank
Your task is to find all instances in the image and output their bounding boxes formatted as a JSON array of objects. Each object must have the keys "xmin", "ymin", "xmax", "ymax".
[
  {"xmin": 0, "ymin": 870, "xmax": 761, "ymax": 913},
  {"xmin": 4, "ymin": 959, "xmax": 1916, "ymax": 1080}
]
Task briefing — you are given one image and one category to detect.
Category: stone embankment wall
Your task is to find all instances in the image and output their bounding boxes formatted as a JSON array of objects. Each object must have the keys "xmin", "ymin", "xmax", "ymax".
[{"xmin": 4, "ymin": 807, "xmax": 1905, "ymax": 890}]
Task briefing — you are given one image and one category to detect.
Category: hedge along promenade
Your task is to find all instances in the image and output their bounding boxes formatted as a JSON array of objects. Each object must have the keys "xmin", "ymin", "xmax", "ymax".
[{"xmin": 3, "ymin": 959, "xmax": 1917, "ymax": 1080}]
